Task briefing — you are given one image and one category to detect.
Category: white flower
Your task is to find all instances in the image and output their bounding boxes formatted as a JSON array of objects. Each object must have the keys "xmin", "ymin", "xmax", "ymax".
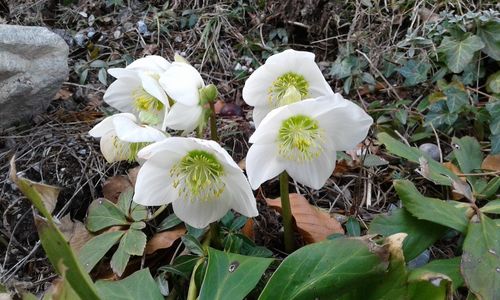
[
  {"xmin": 246, "ymin": 95, "xmax": 373, "ymax": 190},
  {"xmin": 104, "ymin": 56, "xmax": 171, "ymax": 129},
  {"xmin": 158, "ymin": 62, "xmax": 205, "ymax": 133},
  {"xmin": 242, "ymin": 49, "xmax": 334, "ymax": 127},
  {"xmin": 133, "ymin": 137, "xmax": 258, "ymax": 228},
  {"xmin": 89, "ymin": 113, "xmax": 167, "ymax": 163}
]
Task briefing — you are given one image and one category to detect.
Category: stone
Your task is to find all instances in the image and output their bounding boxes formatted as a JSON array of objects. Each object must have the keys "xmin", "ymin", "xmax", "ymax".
[{"xmin": 0, "ymin": 25, "xmax": 69, "ymax": 129}]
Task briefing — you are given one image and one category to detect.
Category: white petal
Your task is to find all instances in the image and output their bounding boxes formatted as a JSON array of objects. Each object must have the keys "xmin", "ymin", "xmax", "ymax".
[
  {"xmin": 164, "ymin": 103, "xmax": 202, "ymax": 132},
  {"xmin": 252, "ymin": 106, "xmax": 272, "ymax": 128},
  {"xmin": 249, "ymin": 105, "xmax": 293, "ymax": 144},
  {"xmin": 172, "ymin": 196, "xmax": 231, "ymax": 229},
  {"xmin": 191, "ymin": 138, "xmax": 241, "ymax": 170},
  {"xmin": 246, "ymin": 143, "xmax": 285, "ymax": 189},
  {"xmin": 139, "ymin": 72, "xmax": 169, "ymax": 107},
  {"xmin": 108, "ymin": 68, "xmax": 137, "ymax": 79},
  {"xmin": 266, "ymin": 49, "xmax": 315, "ymax": 66},
  {"xmin": 285, "ymin": 148, "xmax": 336, "ymax": 190},
  {"xmin": 99, "ymin": 131, "xmax": 130, "ymax": 163},
  {"xmin": 222, "ymin": 169, "xmax": 258, "ymax": 217},
  {"xmin": 112, "ymin": 115, "xmax": 167, "ymax": 143},
  {"xmin": 137, "ymin": 136, "xmax": 197, "ymax": 160},
  {"xmin": 242, "ymin": 66, "xmax": 276, "ymax": 107},
  {"xmin": 315, "ymin": 95, "xmax": 373, "ymax": 151},
  {"xmin": 159, "ymin": 62, "xmax": 204, "ymax": 106},
  {"xmin": 133, "ymin": 157, "xmax": 178, "ymax": 206},
  {"xmin": 103, "ymin": 76, "xmax": 141, "ymax": 113},
  {"xmin": 127, "ymin": 55, "xmax": 171, "ymax": 74},
  {"xmin": 89, "ymin": 113, "xmax": 136, "ymax": 137}
]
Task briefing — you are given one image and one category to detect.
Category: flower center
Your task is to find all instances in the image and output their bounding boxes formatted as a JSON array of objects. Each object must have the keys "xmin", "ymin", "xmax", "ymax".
[
  {"xmin": 268, "ymin": 72, "xmax": 309, "ymax": 109},
  {"xmin": 277, "ymin": 115, "xmax": 324, "ymax": 162},
  {"xmin": 132, "ymin": 88, "xmax": 164, "ymax": 112},
  {"xmin": 170, "ymin": 150, "xmax": 225, "ymax": 202}
]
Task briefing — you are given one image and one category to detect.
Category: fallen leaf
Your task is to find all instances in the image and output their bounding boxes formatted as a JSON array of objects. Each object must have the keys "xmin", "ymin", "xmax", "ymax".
[
  {"xmin": 241, "ymin": 218, "xmax": 254, "ymax": 240},
  {"xmin": 58, "ymin": 215, "xmax": 94, "ymax": 254},
  {"xmin": 213, "ymin": 99, "xmax": 225, "ymax": 114},
  {"xmin": 220, "ymin": 103, "xmax": 243, "ymax": 117},
  {"xmin": 103, "ymin": 175, "xmax": 132, "ymax": 203},
  {"xmin": 127, "ymin": 166, "xmax": 141, "ymax": 187},
  {"xmin": 266, "ymin": 193, "xmax": 344, "ymax": 244},
  {"xmin": 443, "ymin": 162, "xmax": 468, "ymax": 200},
  {"xmin": 145, "ymin": 226, "xmax": 186, "ymax": 254},
  {"xmin": 481, "ymin": 154, "xmax": 500, "ymax": 172},
  {"xmin": 53, "ymin": 88, "xmax": 73, "ymax": 101}
]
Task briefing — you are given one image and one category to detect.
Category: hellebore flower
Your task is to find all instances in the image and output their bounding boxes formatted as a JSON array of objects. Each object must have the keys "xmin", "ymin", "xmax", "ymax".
[
  {"xmin": 158, "ymin": 62, "xmax": 207, "ymax": 133},
  {"xmin": 246, "ymin": 95, "xmax": 373, "ymax": 190},
  {"xmin": 103, "ymin": 56, "xmax": 171, "ymax": 129},
  {"xmin": 133, "ymin": 137, "xmax": 258, "ymax": 228},
  {"xmin": 242, "ymin": 49, "xmax": 334, "ymax": 127},
  {"xmin": 89, "ymin": 113, "xmax": 167, "ymax": 163}
]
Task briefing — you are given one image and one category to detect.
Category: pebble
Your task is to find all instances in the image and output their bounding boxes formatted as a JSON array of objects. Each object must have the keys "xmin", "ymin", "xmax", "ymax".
[{"xmin": 418, "ymin": 143, "xmax": 440, "ymax": 161}]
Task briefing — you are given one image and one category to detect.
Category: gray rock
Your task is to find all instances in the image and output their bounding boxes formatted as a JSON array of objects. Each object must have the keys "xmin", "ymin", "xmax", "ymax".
[
  {"xmin": 419, "ymin": 143, "xmax": 441, "ymax": 161},
  {"xmin": 0, "ymin": 25, "xmax": 69, "ymax": 129}
]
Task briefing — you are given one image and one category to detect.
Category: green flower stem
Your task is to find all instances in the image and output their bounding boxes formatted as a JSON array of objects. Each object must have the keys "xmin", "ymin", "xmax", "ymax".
[
  {"xmin": 279, "ymin": 171, "xmax": 294, "ymax": 253},
  {"xmin": 187, "ymin": 257, "xmax": 205, "ymax": 300},
  {"xmin": 202, "ymin": 223, "xmax": 220, "ymax": 249},
  {"xmin": 209, "ymin": 101, "xmax": 219, "ymax": 142},
  {"xmin": 147, "ymin": 204, "xmax": 166, "ymax": 221}
]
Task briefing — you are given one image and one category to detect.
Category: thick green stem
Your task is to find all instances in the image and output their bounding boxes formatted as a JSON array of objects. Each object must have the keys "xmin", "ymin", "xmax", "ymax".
[
  {"xmin": 208, "ymin": 101, "xmax": 219, "ymax": 142},
  {"xmin": 187, "ymin": 257, "xmax": 204, "ymax": 300},
  {"xmin": 279, "ymin": 171, "xmax": 294, "ymax": 253}
]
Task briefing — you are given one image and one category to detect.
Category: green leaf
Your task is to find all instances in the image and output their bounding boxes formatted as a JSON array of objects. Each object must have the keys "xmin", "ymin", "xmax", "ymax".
[
  {"xmin": 452, "ymin": 136, "xmax": 483, "ymax": 174},
  {"xmin": 130, "ymin": 201, "xmax": 148, "ymax": 221},
  {"xmin": 486, "ymin": 71, "xmax": 500, "ymax": 94},
  {"xmin": 95, "ymin": 268, "xmax": 163, "ymax": 300},
  {"xmin": 110, "ymin": 242, "xmax": 130, "ymax": 277},
  {"xmin": 407, "ymin": 269, "xmax": 452, "ymax": 300},
  {"xmin": 397, "ymin": 60, "xmax": 430, "ymax": 86},
  {"xmin": 477, "ymin": 21, "xmax": 500, "ymax": 60},
  {"xmin": 182, "ymin": 235, "xmax": 204, "ymax": 256},
  {"xmin": 98, "ymin": 68, "xmax": 107, "ymax": 85},
  {"xmin": 35, "ymin": 216, "xmax": 100, "ymax": 300},
  {"xmin": 159, "ymin": 255, "xmax": 199, "ymax": 278},
  {"xmin": 121, "ymin": 229, "xmax": 147, "ymax": 256},
  {"xmin": 157, "ymin": 213, "xmax": 182, "ymax": 232},
  {"xmin": 410, "ymin": 257, "xmax": 463, "ymax": 290},
  {"xmin": 86, "ymin": 198, "xmax": 129, "ymax": 232},
  {"xmin": 394, "ymin": 180, "xmax": 470, "ymax": 232},
  {"xmin": 462, "ymin": 214, "xmax": 500, "ymax": 300},
  {"xmin": 480, "ymin": 200, "xmax": 500, "ymax": 214},
  {"xmin": 259, "ymin": 238, "xmax": 388, "ymax": 299},
  {"xmin": 377, "ymin": 133, "xmax": 458, "ymax": 185},
  {"xmin": 478, "ymin": 177, "xmax": 500, "ymax": 199},
  {"xmin": 130, "ymin": 221, "xmax": 146, "ymax": 230},
  {"xmin": 345, "ymin": 217, "xmax": 361, "ymax": 236},
  {"xmin": 443, "ymin": 84, "xmax": 469, "ymax": 113},
  {"xmin": 368, "ymin": 208, "xmax": 447, "ymax": 261},
  {"xmin": 438, "ymin": 35, "xmax": 485, "ymax": 73},
  {"xmin": 198, "ymin": 248, "xmax": 273, "ymax": 300},
  {"xmin": 117, "ymin": 188, "xmax": 134, "ymax": 215},
  {"xmin": 491, "ymin": 134, "xmax": 500, "ymax": 155},
  {"xmin": 363, "ymin": 154, "xmax": 389, "ymax": 167},
  {"xmin": 79, "ymin": 231, "xmax": 125, "ymax": 272}
]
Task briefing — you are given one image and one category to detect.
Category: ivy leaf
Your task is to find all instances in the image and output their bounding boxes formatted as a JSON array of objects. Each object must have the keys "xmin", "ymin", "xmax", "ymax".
[
  {"xmin": 486, "ymin": 71, "xmax": 500, "ymax": 94},
  {"xmin": 438, "ymin": 35, "xmax": 484, "ymax": 73},
  {"xmin": 443, "ymin": 83, "xmax": 469, "ymax": 113},
  {"xmin": 397, "ymin": 60, "xmax": 430, "ymax": 86},
  {"xmin": 477, "ymin": 21, "xmax": 500, "ymax": 60}
]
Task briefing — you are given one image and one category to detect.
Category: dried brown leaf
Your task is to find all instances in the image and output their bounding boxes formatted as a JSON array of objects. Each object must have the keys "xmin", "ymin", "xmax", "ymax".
[
  {"xmin": 241, "ymin": 218, "xmax": 254, "ymax": 240},
  {"xmin": 59, "ymin": 215, "xmax": 94, "ymax": 254},
  {"xmin": 481, "ymin": 154, "xmax": 500, "ymax": 172},
  {"xmin": 102, "ymin": 175, "xmax": 132, "ymax": 203},
  {"xmin": 443, "ymin": 162, "xmax": 469, "ymax": 200},
  {"xmin": 266, "ymin": 193, "xmax": 344, "ymax": 244},
  {"xmin": 213, "ymin": 99, "xmax": 225, "ymax": 114},
  {"xmin": 127, "ymin": 166, "xmax": 141, "ymax": 187},
  {"xmin": 144, "ymin": 226, "xmax": 186, "ymax": 255}
]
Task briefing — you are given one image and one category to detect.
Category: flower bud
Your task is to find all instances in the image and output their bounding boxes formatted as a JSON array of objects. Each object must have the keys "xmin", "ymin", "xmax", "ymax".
[{"xmin": 199, "ymin": 84, "xmax": 218, "ymax": 104}]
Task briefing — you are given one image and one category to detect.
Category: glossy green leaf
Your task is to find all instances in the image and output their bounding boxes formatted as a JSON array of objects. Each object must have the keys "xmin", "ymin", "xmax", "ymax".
[
  {"xmin": 368, "ymin": 208, "xmax": 447, "ymax": 260},
  {"xmin": 346, "ymin": 217, "xmax": 361, "ymax": 236},
  {"xmin": 480, "ymin": 200, "xmax": 500, "ymax": 214},
  {"xmin": 182, "ymin": 234, "xmax": 204, "ymax": 256},
  {"xmin": 477, "ymin": 177, "xmax": 500, "ymax": 199},
  {"xmin": 79, "ymin": 230, "xmax": 125, "ymax": 272},
  {"xmin": 259, "ymin": 238, "xmax": 388, "ymax": 300},
  {"xmin": 444, "ymin": 84, "xmax": 469, "ymax": 113},
  {"xmin": 95, "ymin": 268, "xmax": 163, "ymax": 300},
  {"xmin": 198, "ymin": 248, "xmax": 273, "ymax": 300},
  {"xmin": 477, "ymin": 21, "xmax": 500, "ymax": 60},
  {"xmin": 157, "ymin": 214, "xmax": 182, "ymax": 232},
  {"xmin": 452, "ymin": 136, "xmax": 483, "ymax": 174},
  {"xmin": 159, "ymin": 255, "xmax": 200, "ymax": 279},
  {"xmin": 397, "ymin": 60, "xmax": 430, "ymax": 86},
  {"xmin": 407, "ymin": 269, "xmax": 452, "ymax": 300},
  {"xmin": 86, "ymin": 198, "xmax": 129, "ymax": 232},
  {"xmin": 35, "ymin": 216, "xmax": 100, "ymax": 300},
  {"xmin": 410, "ymin": 257, "xmax": 463, "ymax": 290},
  {"xmin": 394, "ymin": 180, "xmax": 470, "ymax": 232},
  {"xmin": 377, "ymin": 133, "xmax": 458, "ymax": 186},
  {"xmin": 438, "ymin": 35, "xmax": 484, "ymax": 73},
  {"xmin": 462, "ymin": 214, "xmax": 500, "ymax": 300}
]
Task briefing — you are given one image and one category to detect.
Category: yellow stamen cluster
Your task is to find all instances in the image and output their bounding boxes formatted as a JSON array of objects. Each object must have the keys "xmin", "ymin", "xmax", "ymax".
[
  {"xmin": 268, "ymin": 72, "xmax": 309, "ymax": 109},
  {"xmin": 277, "ymin": 115, "xmax": 324, "ymax": 162},
  {"xmin": 170, "ymin": 150, "xmax": 225, "ymax": 202},
  {"xmin": 132, "ymin": 88, "xmax": 164, "ymax": 112}
]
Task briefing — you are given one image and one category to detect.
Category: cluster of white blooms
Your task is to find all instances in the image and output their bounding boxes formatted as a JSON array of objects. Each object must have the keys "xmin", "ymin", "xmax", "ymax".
[{"xmin": 90, "ymin": 49, "xmax": 372, "ymax": 229}]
